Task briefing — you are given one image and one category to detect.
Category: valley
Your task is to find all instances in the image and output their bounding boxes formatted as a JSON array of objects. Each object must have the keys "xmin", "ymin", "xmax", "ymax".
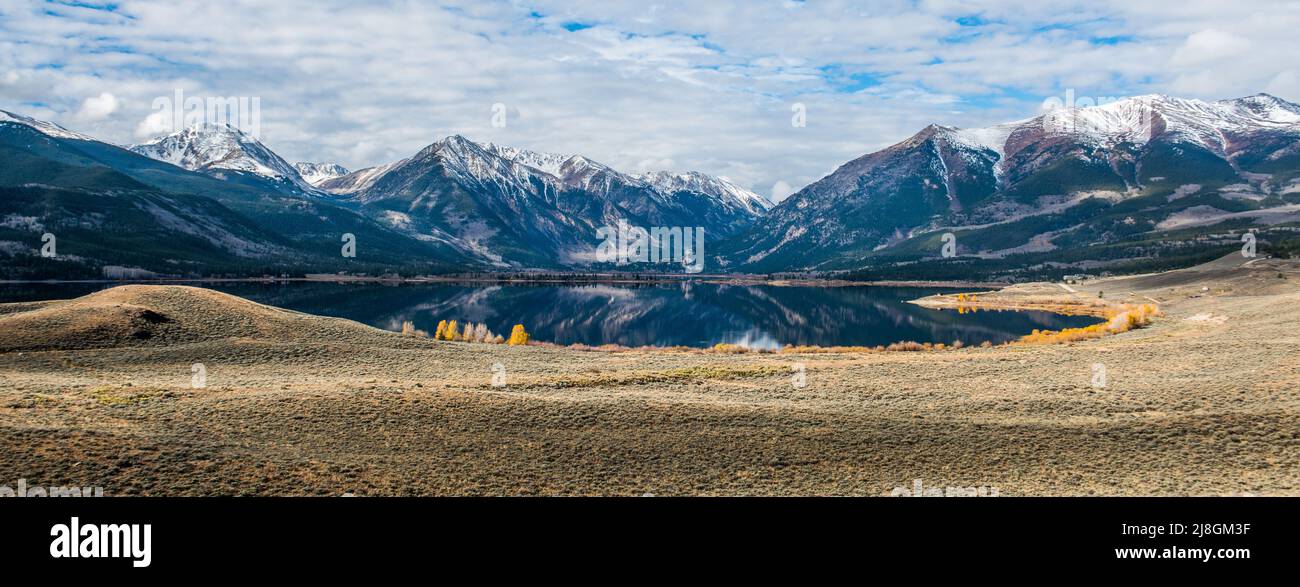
[{"xmin": 0, "ymin": 254, "xmax": 1295, "ymax": 495}]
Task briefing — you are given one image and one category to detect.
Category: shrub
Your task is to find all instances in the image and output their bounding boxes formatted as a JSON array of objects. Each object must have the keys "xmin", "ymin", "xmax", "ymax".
[
  {"xmin": 777, "ymin": 345, "xmax": 875, "ymax": 353},
  {"xmin": 712, "ymin": 343, "xmax": 749, "ymax": 353},
  {"xmin": 1017, "ymin": 303, "xmax": 1160, "ymax": 344},
  {"xmin": 508, "ymin": 324, "xmax": 529, "ymax": 346}
]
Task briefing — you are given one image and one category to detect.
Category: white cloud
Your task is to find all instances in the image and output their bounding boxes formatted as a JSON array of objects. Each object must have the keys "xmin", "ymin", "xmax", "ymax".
[
  {"xmin": 134, "ymin": 109, "xmax": 171, "ymax": 140},
  {"xmin": 74, "ymin": 92, "xmax": 119, "ymax": 121},
  {"xmin": 0, "ymin": 0, "xmax": 1297, "ymax": 196},
  {"xmin": 1170, "ymin": 29, "xmax": 1251, "ymax": 67},
  {"xmin": 635, "ymin": 158, "xmax": 676, "ymax": 172},
  {"xmin": 770, "ymin": 180, "xmax": 795, "ymax": 203},
  {"xmin": 1265, "ymin": 70, "xmax": 1300, "ymax": 100}
]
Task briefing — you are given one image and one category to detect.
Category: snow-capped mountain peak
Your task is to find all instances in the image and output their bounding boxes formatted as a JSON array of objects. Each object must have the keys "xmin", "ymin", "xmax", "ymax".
[
  {"xmin": 294, "ymin": 162, "xmax": 350, "ymax": 186},
  {"xmin": 479, "ymin": 143, "xmax": 644, "ymax": 194},
  {"xmin": 1031, "ymin": 93, "xmax": 1300, "ymax": 146},
  {"xmin": 402, "ymin": 136, "xmax": 773, "ymax": 217},
  {"xmin": 910, "ymin": 93, "xmax": 1300, "ymax": 170},
  {"xmin": 1218, "ymin": 93, "xmax": 1300, "ymax": 124},
  {"xmin": 481, "ymin": 142, "xmax": 571, "ymax": 176},
  {"xmin": 475, "ymin": 139, "xmax": 770, "ymax": 213},
  {"xmin": 130, "ymin": 123, "xmax": 312, "ymax": 190},
  {"xmin": 318, "ymin": 160, "xmax": 403, "ymax": 194},
  {"xmin": 556, "ymin": 154, "xmax": 634, "ymax": 192},
  {"xmin": 637, "ymin": 170, "xmax": 772, "ymax": 214},
  {"xmin": 726, "ymin": 91, "xmax": 1300, "ymax": 273},
  {"xmin": 0, "ymin": 109, "xmax": 97, "ymax": 141},
  {"xmin": 424, "ymin": 134, "xmax": 564, "ymax": 197},
  {"xmin": 315, "ymin": 134, "xmax": 770, "ymax": 265},
  {"xmin": 941, "ymin": 123, "xmax": 1019, "ymax": 159}
]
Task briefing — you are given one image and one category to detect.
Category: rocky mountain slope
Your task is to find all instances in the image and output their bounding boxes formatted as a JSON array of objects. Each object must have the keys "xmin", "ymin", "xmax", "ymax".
[
  {"xmin": 294, "ymin": 161, "xmax": 350, "ymax": 186},
  {"xmin": 131, "ymin": 124, "xmax": 317, "ymax": 193},
  {"xmin": 721, "ymin": 93, "xmax": 1300, "ymax": 277},
  {"xmin": 321, "ymin": 135, "xmax": 770, "ymax": 267},
  {"xmin": 0, "ymin": 112, "xmax": 465, "ymax": 278}
]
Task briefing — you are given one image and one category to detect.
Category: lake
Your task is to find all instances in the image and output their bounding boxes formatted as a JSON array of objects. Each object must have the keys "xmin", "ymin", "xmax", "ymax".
[{"xmin": 0, "ymin": 281, "xmax": 1101, "ymax": 348}]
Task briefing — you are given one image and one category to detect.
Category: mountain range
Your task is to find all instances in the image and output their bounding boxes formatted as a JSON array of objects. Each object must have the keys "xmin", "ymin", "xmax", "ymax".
[
  {"xmin": 2, "ymin": 92, "xmax": 1299, "ymax": 279},
  {"xmin": 0, "ymin": 110, "xmax": 769, "ymax": 277},
  {"xmin": 720, "ymin": 93, "xmax": 1300, "ymax": 277},
  {"xmin": 315, "ymin": 134, "xmax": 770, "ymax": 267}
]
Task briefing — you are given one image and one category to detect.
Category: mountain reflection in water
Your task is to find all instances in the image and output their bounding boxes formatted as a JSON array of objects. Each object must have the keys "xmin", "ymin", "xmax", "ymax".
[{"xmin": 1, "ymin": 282, "xmax": 1101, "ymax": 348}]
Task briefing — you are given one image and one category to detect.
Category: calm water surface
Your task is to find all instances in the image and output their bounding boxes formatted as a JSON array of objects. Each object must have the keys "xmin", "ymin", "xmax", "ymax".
[{"xmin": 0, "ymin": 281, "xmax": 1100, "ymax": 348}]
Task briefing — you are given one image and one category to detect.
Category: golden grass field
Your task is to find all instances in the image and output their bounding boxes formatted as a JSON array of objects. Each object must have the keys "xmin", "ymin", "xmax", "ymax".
[{"xmin": 0, "ymin": 254, "xmax": 1296, "ymax": 495}]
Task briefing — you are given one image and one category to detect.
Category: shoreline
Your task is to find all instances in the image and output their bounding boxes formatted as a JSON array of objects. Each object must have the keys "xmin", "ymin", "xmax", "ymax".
[
  {"xmin": 909, "ymin": 292, "xmax": 1118, "ymax": 318},
  {"xmin": 0, "ymin": 277, "xmax": 1110, "ymax": 353},
  {"xmin": 0, "ymin": 275, "xmax": 1009, "ymax": 289},
  {"xmin": 0, "ymin": 278, "xmax": 1124, "ymax": 353}
]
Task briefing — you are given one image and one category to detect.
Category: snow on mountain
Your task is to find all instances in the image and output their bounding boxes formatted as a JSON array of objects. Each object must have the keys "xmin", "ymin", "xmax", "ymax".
[
  {"xmin": 555, "ymin": 154, "xmax": 638, "ymax": 194},
  {"xmin": 323, "ymin": 135, "xmax": 570, "ymax": 210},
  {"xmin": 318, "ymin": 160, "xmax": 402, "ymax": 194},
  {"xmin": 433, "ymin": 135, "xmax": 566, "ymax": 200},
  {"xmin": 723, "ymin": 93, "xmax": 1300, "ymax": 273},
  {"xmin": 637, "ymin": 170, "xmax": 773, "ymax": 215},
  {"xmin": 481, "ymin": 142, "xmax": 646, "ymax": 194},
  {"xmin": 1225, "ymin": 93, "xmax": 1300, "ymax": 123},
  {"xmin": 314, "ymin": 134, "xmax": 771, "ymax": 267},
  {"xmin": 7, "ymin": 92, "xmax": 1296, "ymax": 276},
  {"xmin": 1029, "ymin": 94, "xmax": 1300, "ymax": 152},
  {"xmin": 343, "ymin": 135, "xmax": 769, "ymax": 220},
  {"xmin": 130, "ymin": 124, "xmax": 313, "ymax": 191},
  {"xmin": 481, "ymin": 143, "xmax": 571, "ymax": 176},
  {"xmin": 0, "ymin": 109, "xmax": 97, "ymax": 141},
  {"xmin": 479, "ymin": 140, "xmax": 770, "ymax": 214},
  {"xmin": 929, "ymin": 94, "xmax": 1300, "ymax": 164},
  {"xmin": 941, "ymin": 121, "xmax": 1016, "ymax": 161},
  {"xmin": 294, "ymin": 162, "xmax": 350, "ymax": 186}
]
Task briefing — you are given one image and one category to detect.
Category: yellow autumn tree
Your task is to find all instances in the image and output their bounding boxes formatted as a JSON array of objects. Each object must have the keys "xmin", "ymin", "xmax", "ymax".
[
  {"xmin": 434, "ymin": 320, "xmax": 448, "ymax": 340},
  {"xmin": 507, "ymin": 324, "xmax": 529, "ymax": 346},
  {"xmin": 444, "ymin": 320, "xmax": 459, "ymax": 341}
]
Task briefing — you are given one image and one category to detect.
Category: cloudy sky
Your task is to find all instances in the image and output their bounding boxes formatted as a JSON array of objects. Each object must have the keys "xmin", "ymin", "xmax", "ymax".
[{"xmin": 2, "ymin": 0, "xmax": 1298, "ymax": 202}]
